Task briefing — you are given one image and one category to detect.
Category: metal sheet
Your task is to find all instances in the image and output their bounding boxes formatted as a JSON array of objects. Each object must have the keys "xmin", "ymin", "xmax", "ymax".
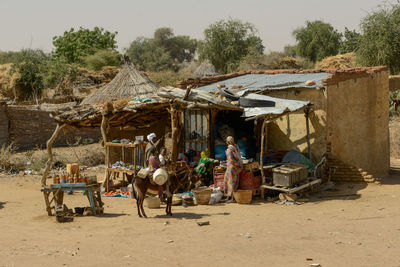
[
  {"xmin": 197, "ymin": 73, "xmax": 330, "ymax": 93},
  {"xmin": 241, "ymin": 93, "xmax": 310, "ymax": 118}
]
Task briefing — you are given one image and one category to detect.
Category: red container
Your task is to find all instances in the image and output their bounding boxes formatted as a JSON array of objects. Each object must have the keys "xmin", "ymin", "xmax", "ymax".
[
  {"xmin": 213, "ymin": 171, "xmax": 225, "ymax": 191},
  {"xmin": 239, "ymin": 171, "xmax": 261, "ymax": 195}
]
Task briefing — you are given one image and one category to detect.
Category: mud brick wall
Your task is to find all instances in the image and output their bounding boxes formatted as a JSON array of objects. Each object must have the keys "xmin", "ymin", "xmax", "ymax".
[
  {"xmin": 0, "ymin": 103, "xmax": 8, "ymax": 145},
  {"xmin": 326, "ymin": 70, "xmax": 390, "ymax": 177},
  {"xmin": 6, "ymin": 106, "xmax": 101, "ymax": 150}
]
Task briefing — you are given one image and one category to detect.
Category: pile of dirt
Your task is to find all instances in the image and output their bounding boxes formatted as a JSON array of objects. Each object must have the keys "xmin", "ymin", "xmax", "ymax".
[{"xmin": 316, "ymin": 53, "xmax": 356, "ymax": 69}]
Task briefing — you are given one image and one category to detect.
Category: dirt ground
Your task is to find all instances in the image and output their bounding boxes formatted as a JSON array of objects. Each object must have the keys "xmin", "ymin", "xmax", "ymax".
[{"xmin": 1, "ymin": 161, "xmax": 400, "ymax": 267}]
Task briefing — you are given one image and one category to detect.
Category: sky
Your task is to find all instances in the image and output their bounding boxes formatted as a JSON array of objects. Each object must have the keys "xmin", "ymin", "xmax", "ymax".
[{"xmin": 0, "ymin": 0, "xmax": 387, "ymax": 53}]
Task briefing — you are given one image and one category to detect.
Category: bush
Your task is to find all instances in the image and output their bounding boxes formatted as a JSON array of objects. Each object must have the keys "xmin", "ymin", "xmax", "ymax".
[
  {"xmin": 83, "ymin": 49, "xmax": 122, "ymax": 71},
  {"xmin": 11, "ymin": 49, "xmax": 48, "ymax": 100}
]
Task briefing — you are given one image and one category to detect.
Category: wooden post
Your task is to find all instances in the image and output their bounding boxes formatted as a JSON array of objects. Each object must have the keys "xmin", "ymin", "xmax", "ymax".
[
  {"xmin": 168, "ymin": 104, "xmax": 180, "ymax": 170},
  {"xmin": 209, "ymin": 109, "xmax": 218, "ymax": 158},
  {"xmin": 260, "ymin": 117, "xmax": 267, "ymax": 199},
  {"xmin": 41, "ymin": 123, "xmax": 65, "ymax": 187},
  {"xmin": 305, "ymin": 107, "xmax": 312, "ymax": 160},
  {"xmin": 100, "ymin": 114, "xmax": 108, "ymax": 147}
]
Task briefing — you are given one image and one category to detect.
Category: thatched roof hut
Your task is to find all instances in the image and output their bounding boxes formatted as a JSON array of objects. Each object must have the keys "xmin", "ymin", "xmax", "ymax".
[{"xmin": 80, "ymin": 59, "xmax": 161, "ymax": 106}]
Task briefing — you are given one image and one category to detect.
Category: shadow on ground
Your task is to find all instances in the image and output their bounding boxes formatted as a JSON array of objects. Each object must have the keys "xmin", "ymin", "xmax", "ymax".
[
  {"xmin": 154, "ymin": 212, "xmax": 211, "ymax": 220},
  {"xmin": 0, "ymin": 201, "xmax": 6, "ymax": 209},
  {"xmin": 99, "ymin": 213, "xmax": 127, "ymax": 218},
  {"xmin": 380, "ymin": 167, "xmax": 400, "ymax": 185}
]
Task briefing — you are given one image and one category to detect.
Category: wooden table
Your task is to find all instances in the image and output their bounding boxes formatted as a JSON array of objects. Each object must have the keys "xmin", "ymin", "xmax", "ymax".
[{"xmin": 41, "ymin": 183, "xmax": 104, "ymax": 219}]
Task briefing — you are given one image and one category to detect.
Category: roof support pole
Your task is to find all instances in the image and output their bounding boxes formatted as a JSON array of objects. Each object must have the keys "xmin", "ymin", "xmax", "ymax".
[
  {"xmin": 260, "ymin": 116, "xmax": 267, "ymax": 199},
  {"xmin": 100, "ymin": 113, "xmax": 108, "ymax": 147},
  {"xmin": 41, "ymin": 123, "xmax": 65, "ymax": 187},
  {"xmin": 167, "ymin": 104, "xmax": 180, "ymax": 171},
  {"xmin": 305, "ymin": 107, "xmax": 311, "ymax": 160}
]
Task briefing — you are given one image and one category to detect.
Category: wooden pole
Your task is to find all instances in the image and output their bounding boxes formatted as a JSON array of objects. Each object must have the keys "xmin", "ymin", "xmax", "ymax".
[
  {"xmin": 41, "ymin": 123, "xmax": 65, "ymax": 187},
  {"xmin": 305, "ymin": 107, "xmax": 312, "ymax": 160},
  {"xmin": 100, "ymin": 114, "xmax": 108, "ymax": 147},
  {"xmin": 168, "ymin": 105, "xmax": 179, "ymax": 170},
  {"xmin": 260, "ymin": 117, "xmax": 267, "ymax": 199}
]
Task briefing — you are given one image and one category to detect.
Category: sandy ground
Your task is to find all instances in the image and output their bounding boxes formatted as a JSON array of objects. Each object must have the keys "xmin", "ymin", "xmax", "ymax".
[{"xmin": 1, "ymin": 162, "xmax": 400, "ymax": 267}]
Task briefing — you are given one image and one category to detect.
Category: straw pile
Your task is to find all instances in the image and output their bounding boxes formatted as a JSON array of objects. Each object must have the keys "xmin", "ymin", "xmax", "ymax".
[
  {"xmin": 81, "ymin": 61, "xmax": 160, "ymax": 106},
  {"xmin": 316, "ymin": 53, "xmax": 356, "ymax": 69},
  {"xmin": 0, "ymin": 63, "xmax": 19, "ymax": 99}
]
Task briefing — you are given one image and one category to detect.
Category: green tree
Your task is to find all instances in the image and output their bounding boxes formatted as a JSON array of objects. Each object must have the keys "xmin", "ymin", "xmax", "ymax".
[
  {"xmin": 126, "ymin": 28, "xmax": 197, "ymax": 71},
  {"xmin": 293, "ymin": 20, "xmax": 341, "ymax": 62},
  {"xmin": 199, "ymin": 18, "xmax": 264, "ymax": 73},
  {"xmin": 339, "ymin": 28, "xmax": 360, "ymax": 54},
  {"xmin": 357, "ymin": 3, "xmax": 400, "ymax": 74},
  {"xmin": 52, "ymin": 27, "xmax": 117, "ymax": 63},
  {"xmin": 126, "ymin": 37, "xmax": 174, "ymax": 71}
]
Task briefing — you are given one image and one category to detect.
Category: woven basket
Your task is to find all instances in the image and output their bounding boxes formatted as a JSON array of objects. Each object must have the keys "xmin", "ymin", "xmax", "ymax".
[
  {"xmin": 144, "ymin": 196, "xmax": 160, "ymax": 209},
  {"xmin": 192, "ymin": 188, "xmax": 213, "ymax": 205},
  {"xmin": 233, "ymin": 190, "xmax": 252, "ymax": 204}
]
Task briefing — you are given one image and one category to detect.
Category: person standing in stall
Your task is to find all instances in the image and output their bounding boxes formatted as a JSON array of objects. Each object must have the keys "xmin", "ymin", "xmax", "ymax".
[
  {"xmin": 224, "ymin": 136, "xmax": 243, "ymax": 202},
  {"xmin": 145, "ymin": 133, "xmax": 160, "ymax": 170}
]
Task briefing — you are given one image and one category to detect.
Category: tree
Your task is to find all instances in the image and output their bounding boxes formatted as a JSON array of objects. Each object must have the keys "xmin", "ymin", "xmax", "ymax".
[
  {"xmin": 126, "ymin": 28, "xmax": 197, "ymax": 71},
  {"xmin": 199, "ymin": 18, "xmax": 264, "ymax": 73},
  {"xmin": 126, "ymin": 37, "xmax": 174, "ymax": 71},
  {"xmin": 52, "ymin": 27, "xmax": 117, "ymax": 63},
  {"xmin": 339, "ymin": 28, "xmax": 360, "ymax": 54},
  {"xmin": 357, "ymin": 3, "xmax": 400, "ymax": 74},
  {"xmin": 293, "ymin": 20, "xmax": 341, "ymax": 62}
]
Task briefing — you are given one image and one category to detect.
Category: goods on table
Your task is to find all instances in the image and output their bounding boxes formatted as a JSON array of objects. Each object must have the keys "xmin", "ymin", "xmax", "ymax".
[
  {"xmin": 52, "ymin": 171, "xmax": 91, "ymax": 185},
  {"xmin": 191, "ymin": 187, "xmax": 213, "ymax": 205},
  {"xmin": 111, "ymin": 161, "xmax": 137, "ymax": 171},
  {"xmin": 233, "ymin": 190, "xmax": 252, "ymax": 204},
  {"xmin": 272, "ymin": 163, "xmax": 308, "ymax": 187}
]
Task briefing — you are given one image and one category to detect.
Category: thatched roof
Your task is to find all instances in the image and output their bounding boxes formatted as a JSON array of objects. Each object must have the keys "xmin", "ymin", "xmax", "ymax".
[
  {"xmin": 80, "ymin": 60, "xmax": 161, "ymax": 106},
  {"xmin": 51, "ymin": 87, "xmax": 242, "ymax": 128}
]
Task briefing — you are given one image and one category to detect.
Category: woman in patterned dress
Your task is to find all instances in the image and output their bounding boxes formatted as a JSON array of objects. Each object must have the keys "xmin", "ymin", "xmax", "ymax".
[{"xmin": 224, "ymin": 136, "xmax": 243, "ymax": 202}]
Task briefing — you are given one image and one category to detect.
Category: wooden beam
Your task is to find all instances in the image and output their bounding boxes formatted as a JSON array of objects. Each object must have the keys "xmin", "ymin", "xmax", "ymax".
[
  {"xmin": 167, "ymin": 105, "xmax": 180, "ymax": 170},
  {"xmin": 100, "ymin": 114, "xmax": 108, "ymax": 147},
  {"xmin": 41, "ymin": 123, "xmax": 65, "ymax": 187},
  {"xmin": 304, "ymin": 107, "xmax": 312, "ymax": 160},
  {"xmin": 260, "ymin": 117, "xmax": 267, "ymax": 199}
]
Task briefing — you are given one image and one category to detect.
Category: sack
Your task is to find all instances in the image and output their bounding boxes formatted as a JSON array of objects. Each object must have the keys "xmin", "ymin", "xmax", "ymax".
[{"xmin": 137, "ymin": 168, "xmax": 150, "ymax": 179}]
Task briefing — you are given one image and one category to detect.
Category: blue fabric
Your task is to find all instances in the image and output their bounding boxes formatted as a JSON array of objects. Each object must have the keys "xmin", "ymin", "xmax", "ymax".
[
  {"xmin": 214, "ymin": 145, "xmax": 227, "ymax": 160},
  {"xmin": 282, "ymin": 150, "xmax": 315, "ymax": 170},
  {"xmin": 237, "ymin": 139, "xmax": 248, "ymax": 158},
  {"xmin": 102, "ymin": 194, "xmax": 130, "ymax": 198}
]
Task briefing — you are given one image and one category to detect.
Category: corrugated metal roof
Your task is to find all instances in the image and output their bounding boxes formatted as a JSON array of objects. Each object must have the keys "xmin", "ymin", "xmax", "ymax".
[
  {"xmin": 197, "ymin": 73, "xmax": 330, "ymax": 94},
  {"xmin": 241, "ymin": 93, "xmax": 310, "ymax": 118}
]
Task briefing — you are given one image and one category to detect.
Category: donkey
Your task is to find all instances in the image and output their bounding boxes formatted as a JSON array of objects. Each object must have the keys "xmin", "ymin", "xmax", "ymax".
[{"xmin": 131, "ymin": 166, "xmax": 199, "ymax": 218}]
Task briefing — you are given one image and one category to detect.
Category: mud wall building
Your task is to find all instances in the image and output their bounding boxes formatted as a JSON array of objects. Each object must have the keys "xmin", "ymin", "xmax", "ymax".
[{"xmin": 179, "ymin": 67, "xmax": 390, "ymax": 181}]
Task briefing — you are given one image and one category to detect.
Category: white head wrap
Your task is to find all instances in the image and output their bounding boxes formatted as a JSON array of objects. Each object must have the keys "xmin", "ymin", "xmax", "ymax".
[{"xmin": 147, "ymin": 133, "xmax": 156, "ymax": 145}]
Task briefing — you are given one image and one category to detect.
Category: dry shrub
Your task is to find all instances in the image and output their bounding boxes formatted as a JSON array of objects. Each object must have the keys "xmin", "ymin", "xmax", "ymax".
[
  {"xmin": 113, "ymin": 99, "xmax": 129, "ymax": 110},
  {"xmin": 78, "ymin": 146, "xmax": 105, "ymax": 167},
  {"xmin": 0, "ymin": 143, "xmax": 17, "ymax": 171},
  {"xmin": 147, "ymin": 70, "xmax": 192, "ymax": 87},
  {"xmin": 390, "ymin": 117, "xmax": 400, "ymax": 159}
]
